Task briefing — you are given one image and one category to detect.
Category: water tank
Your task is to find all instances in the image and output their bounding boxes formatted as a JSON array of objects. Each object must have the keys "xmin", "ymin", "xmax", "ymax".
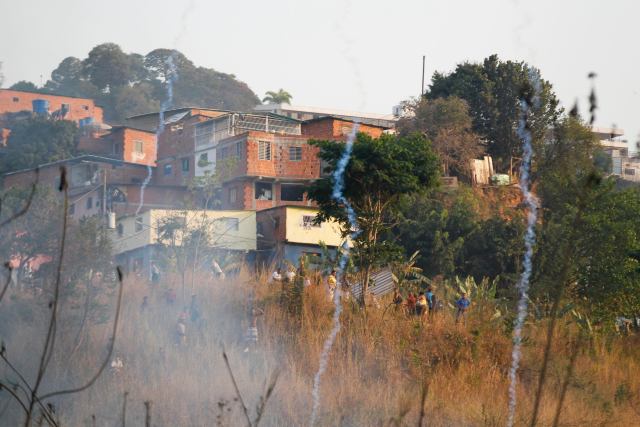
[
  {"xmin": 79, "ymin": 117, "xmax": 94, "ymax": 128},
  {"xmin": 32, "ymin": 99, "xmax": 50, "ymax": 115},
  {"xmin": 107, "ymin": 212, "xmax": 116, "ymax": 229}
]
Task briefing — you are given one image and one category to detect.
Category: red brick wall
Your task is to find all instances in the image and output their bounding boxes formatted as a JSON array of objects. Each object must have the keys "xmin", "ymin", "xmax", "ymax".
[
  {"xmin": 122, "ymin": 128, "xmax": 156, "ymax": 166},
  {"xmin": 0, "ymin": 89, "xmax": 103, "ymax": 123},
  {"xmin": 155, "ymin": 115, "xmax": 211, "ymax": 186},
  {"xmin": 112, "ymin": 185, "xmax": 191, "ymax": 216},
  {"xmin": 301, "ymin": 117, "xmax": 385, "ymax": 139},
  {"xmin": 256, "ymin": 206, "xmax": 287, "ymax": 247}
]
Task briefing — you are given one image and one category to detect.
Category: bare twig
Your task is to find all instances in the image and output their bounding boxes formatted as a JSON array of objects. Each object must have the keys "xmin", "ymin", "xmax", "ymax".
[
  {"xmin": 40, "ymin": 266, "xmax": 124, "ymax": 400},
  {"xmin": 417, "ymin": 380, "xmax": 429, "ymax": 427},
  {"xmin": 26, "ymin": 167, "xmax": 68, "ymax": 426},
  {"xmin": 0, "ymin": 168, "xmax": 40, "ymax": 230},
  {"xmin": 144, "ymin": 401, "xmax": 152, "ymax": 427},
  {"xmin": 0, "ymin": 380, "xmax": 29, "ymax": 415},
  {"xmin": 222, "ymin": 350, "xmax": 252, "ymax": 427},
  {"xmin": 0, "ymin": 264, "xmax": 13, "ymax": 304},
  {"xmin": 253, "ymin": 371, "xmax": 279, "ymax": 427},
  {"xmin": 122, "ymin": 391, "xmax": 128, "ymax": 427}
]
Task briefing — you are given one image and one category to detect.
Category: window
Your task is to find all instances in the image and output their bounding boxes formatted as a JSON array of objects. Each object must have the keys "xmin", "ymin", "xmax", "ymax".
[
  {"xmin": 220, "ymin": 146, "xmax": 228, "ymax": 159},
  {"xmin": 163, "ymin": 164, "xmax": 173, "ymax": 176},
  {"xmin": 134, "ymin": 140, "xmax": 144, "ymax": 154},
  {"xmin": 195, "ymin": 121, "xmax": 214, "ymax": 146},
  {"xmin": 86, "ymin": 197, "xmax": 93, "ymax": 209},
  {"xmin": 255, "ymin": 182, "xmax": 273, "ymax": 200},
  {"xmin": 229, "ymin": 187, "xmax": 237, "ymax": 203},
  {"xmin": 114, "ymin": 143, "xmax": 122, "ymax": 155},
  {"xmin": 61, "ymin": 103, "xmax": 70, "ymax": 112},
  {"xmin": 135, "ymin": 216, "xmax": 143, "ymax": 232},
  {"xmin": 258, "ymin": 141, "xmax": 271, "ymax": 160},
  {"xmin": 289, "ymin": 146, "xmax": 302, "ymax": 161},
  {"xmin": 236, "ymin": 142, "xmax": 242, "ymax": 157},
  {"xmin": 12, "ymin": 97, "xmax": 19, "ymax": 102},
  {"xmin": 83, "ymin": 105, "xmax": 89, "ymax": 111},
  {"xmin": 223, "ymin": 217, "xmax": 239, "ymax": 231},
  {"xmin": 69, "ymin": 203, "xmax": 75, "ymax": 215},
  {"xmin": 117, "ymin": 223, "xmax": 124, "ymax": 237},
  {"xmin": 181, "ymin": 158, "xmax": 190, "ymax": 172},
  {"xmin": 625, "ymin": 168, "xmax": 636, "ymax": 176},
  {"xmin": 302, "ymin": 215, "xmax": 321, "ymax": 228},
  {"xmin": 281, "ymin": 183, "xmax": 305, "ymax": 201}
]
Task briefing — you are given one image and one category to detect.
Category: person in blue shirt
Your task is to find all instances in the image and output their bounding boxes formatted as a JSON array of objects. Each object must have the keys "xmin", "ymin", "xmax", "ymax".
[
  {"xmin": 455, "ymin": 292, "xmax": 471, "ymax": 324},
  {"xmin": 426, "ymin": 287, "xmax": 435, "ymax": 315}
]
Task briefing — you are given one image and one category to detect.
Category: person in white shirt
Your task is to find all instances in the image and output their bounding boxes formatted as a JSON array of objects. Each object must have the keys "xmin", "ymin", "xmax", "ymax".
[{"xmin": 271, "ymin": 268, "xmax": 283, "ymax": 283}]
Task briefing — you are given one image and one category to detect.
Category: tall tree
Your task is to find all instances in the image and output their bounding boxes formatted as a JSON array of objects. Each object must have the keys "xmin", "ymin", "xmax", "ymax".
[
  {"xmin": 397, "ymin": 96, "xmax": 484, "ymax": 178},
  {"xmin": 82, "ymin": 43, "xmax": 134, "ymax": 91},
  {"xmin": 262, "ymin": 89, "xmax": 293, "ymax": 105},
  {"xmin": 0, "ymin": 117, "xmax": 78, "ymax": 173},
  {"xmin": 307, "ymin": 132, "xmax": 440, "ymax": 304},
  {"xmin": 428, "ymin": 55, "xmax": 561, "ymax": 169}
]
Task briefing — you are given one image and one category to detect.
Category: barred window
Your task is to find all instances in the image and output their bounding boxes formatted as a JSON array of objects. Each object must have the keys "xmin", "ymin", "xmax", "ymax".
[
  {"xmin": 258, "ymin": 141, "xmax": 271, "ymax": 160},
  {"xmin": 289, "ymin": 146, "xmax": 302, "ymax": 161}
]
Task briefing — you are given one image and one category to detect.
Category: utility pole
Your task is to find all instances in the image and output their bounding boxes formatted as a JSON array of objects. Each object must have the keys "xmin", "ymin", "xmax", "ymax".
[{"xmin": 421, "ymin": 55, "xmax": 426, "ymax": 97}]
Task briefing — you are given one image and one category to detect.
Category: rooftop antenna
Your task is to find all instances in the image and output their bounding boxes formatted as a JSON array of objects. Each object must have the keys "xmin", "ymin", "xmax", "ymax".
[{"xmin": 421, "ymin": 55, "xmax": 426, "ymax": 97}]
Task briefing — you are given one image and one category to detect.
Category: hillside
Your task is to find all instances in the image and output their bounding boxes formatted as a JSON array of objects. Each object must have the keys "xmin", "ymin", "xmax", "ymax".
[{"xmin": 8, "ymin": 43, "xmax": 261, "ymax": 123}]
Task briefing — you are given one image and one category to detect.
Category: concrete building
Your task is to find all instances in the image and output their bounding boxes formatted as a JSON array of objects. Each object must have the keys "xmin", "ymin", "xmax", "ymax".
[
  {"xmin": 592, "ymin": 126, "xmax": 628, "ymax": 175},
  {"xmin": 112, "ymin": 208, "xmax": 256, "ymax": 275},
  {"xmin": 256, "ymin": 205, "xmax": 345, "ymax": 265},
  {"xmin": 0, "ymin": 89, "xmax": 104, "ymax": 124}
]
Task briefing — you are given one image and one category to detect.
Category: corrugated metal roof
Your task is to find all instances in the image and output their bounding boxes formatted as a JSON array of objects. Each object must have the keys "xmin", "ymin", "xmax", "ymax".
[{"xmin": 350, "ymin": 269, "xmax": 394, "ymax": 300}]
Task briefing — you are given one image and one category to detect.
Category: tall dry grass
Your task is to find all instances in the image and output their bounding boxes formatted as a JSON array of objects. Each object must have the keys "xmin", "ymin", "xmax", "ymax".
[{"xmin": 1, "ymin": 266, "xmax": 639, "ymax": 426}]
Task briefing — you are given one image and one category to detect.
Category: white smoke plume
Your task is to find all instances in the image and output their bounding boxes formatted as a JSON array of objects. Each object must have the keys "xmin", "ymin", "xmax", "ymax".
[
  {"xmin": 310, "ymin": 123, "xmax": 360, "ymax": 426},
  {"xmin": 507, "ymin": 68, "xmax": 541, "ymax": 427},
  {"xmin": 135, "ymin": 55, "xmax": 177, "ymax": 215}
]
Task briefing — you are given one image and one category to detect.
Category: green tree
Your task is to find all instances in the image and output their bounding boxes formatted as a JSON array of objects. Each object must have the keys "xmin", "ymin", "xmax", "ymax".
[
  {"xmin": 397, "ymin": 96, "xmax": 484, "ymax": 178},
  {"xmin": 9, "ymin": 80, "xmax": 41, "ymax": 92},
  {"xmin": 16, "ymin": 43, "xmax": 261, "ymax": 122},
  {"xmin": 428, "ymin": 55, "xmax": 561, "ymax": 169},
  {"xmin": 534, "ymin": 116, "xmax": 640, "ymax": 323},
  {"xmin": 0, "ymin": 117, "xmax": 78, "ymax": 173},
  {"xmin": 307, "ymin": 132, "xmax": 440, "ymax": 304},
  {"xmin": 262, "ymin": 88, "xmax": 293, "ymax": 105},
  {"xmin": 82, "ymin": 43, "xmax": 134, "ymax": 91}
]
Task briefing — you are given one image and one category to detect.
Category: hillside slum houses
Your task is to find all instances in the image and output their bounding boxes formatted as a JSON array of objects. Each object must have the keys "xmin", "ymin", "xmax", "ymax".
[
  {"xmin": 0, "ymin": 89, "xmax": 394, "ymax": 275},
  {"xmin": 0, "ymin": 88, "xmax": 633, "ymax": 276}
]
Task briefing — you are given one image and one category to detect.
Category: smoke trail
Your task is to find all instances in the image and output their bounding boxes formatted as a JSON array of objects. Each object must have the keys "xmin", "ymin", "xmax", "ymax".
[
  {"xmin": 135, "ymin": 55, "xmax": 177, "ymax": 215},
  {"xmin": 310, "ymin": 123, "xmax": 360, "ymax": 426},
  {"xmin": 507, "ymin": 68, "xmax": 541, "ymax": 427}
]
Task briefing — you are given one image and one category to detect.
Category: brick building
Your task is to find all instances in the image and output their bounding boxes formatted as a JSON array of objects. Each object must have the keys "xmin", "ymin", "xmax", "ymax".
[
  {"xmin": 0, "ymin": 155, "xmax": 183, "ymax": 221},
  {"xmin": 78, "ymin": 126, "xmax": 157, "ymax": 167},
  {"xmin": 217, "ymin": 115, "xmax": 389, "ymax": 210},
  {"xmin": 0, "ymin": 89, "xmax": 104, "ymax": 123}
]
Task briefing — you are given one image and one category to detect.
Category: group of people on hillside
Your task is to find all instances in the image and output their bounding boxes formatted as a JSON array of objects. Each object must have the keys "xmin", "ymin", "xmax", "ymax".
[{"xmin": 393, "ymin": 288, "xmax": 471, "ymax": 324}]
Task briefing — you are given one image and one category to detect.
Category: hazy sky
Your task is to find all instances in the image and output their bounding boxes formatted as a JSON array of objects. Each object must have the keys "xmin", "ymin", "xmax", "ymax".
[{"xmin": 1, "ymin": 0, "xmax": 638, "ymax": 148}]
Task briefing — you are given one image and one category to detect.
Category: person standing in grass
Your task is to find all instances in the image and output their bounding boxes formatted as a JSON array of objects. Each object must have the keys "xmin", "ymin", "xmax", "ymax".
[
  {"xmin": 426, "ymin": 287, "xmax": 435, "ymax": 315},
  {"xmin": 406, "ymin": 292, "xmax": 417, "ymax": 316},
  {"xmin": 326, "ymin": 270, "xmax": 337, "ymax": 301},
  {"xmin": 416, "ymin": 291, "xmax": 428, "ymax": 318},
  {"xmin": 455, "ymin": 292, "xmax": 471, "ymax": 324}
]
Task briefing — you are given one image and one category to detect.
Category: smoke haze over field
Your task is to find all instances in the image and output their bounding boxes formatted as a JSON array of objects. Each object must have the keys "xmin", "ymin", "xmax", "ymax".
[{"xmin": 1, "ymin": 0, "xmax": 639, "ymax": 148}]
